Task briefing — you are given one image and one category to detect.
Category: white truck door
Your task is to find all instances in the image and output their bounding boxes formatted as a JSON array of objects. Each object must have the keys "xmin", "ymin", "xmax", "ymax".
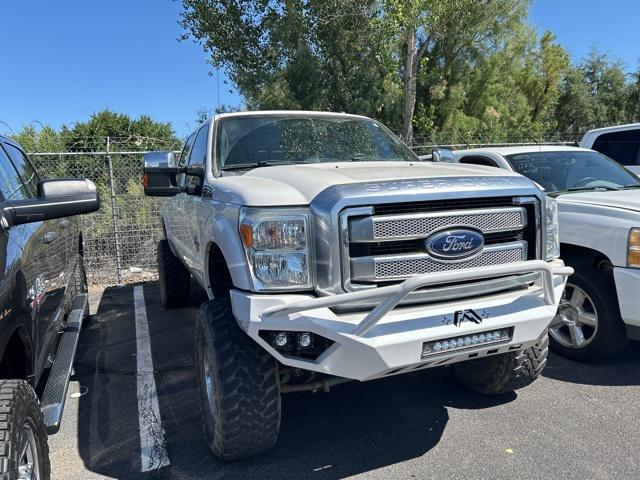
[
  {"xmin": 165, "ymin": 132, "xmax": 196, "ymax": 261},
  {"xmin": 180, "ymin": 124, "xmax": 209, "ymax": 283}
]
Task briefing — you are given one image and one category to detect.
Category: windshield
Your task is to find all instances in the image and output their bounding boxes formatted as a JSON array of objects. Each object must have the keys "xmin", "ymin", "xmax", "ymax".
[
  {"xmin": 215, "ymin": 115, "xmax": 417, "ymax": 170},
  {"xmin": 505, "ymin": 150, "xmax": 640, "ymax": 194}
]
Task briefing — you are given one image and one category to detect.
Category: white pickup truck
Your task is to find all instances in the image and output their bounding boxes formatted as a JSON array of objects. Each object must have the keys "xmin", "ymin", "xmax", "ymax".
[
  {"xmin": 452, "ymin": 146, "xmax": 640, "ymax": 361},
  {"xmin": 143, "ymin": 111, "xmax": 570, "ymax": 460},
  {"xmin": 580, "ymin": 123, "xmax": 640, "ymax": 174}
]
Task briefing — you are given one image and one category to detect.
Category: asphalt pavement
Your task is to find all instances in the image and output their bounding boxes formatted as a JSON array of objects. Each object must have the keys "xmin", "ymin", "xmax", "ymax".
[{"xmin": 48, "ymin": 281, "xmax": 640, "ymax": 479}]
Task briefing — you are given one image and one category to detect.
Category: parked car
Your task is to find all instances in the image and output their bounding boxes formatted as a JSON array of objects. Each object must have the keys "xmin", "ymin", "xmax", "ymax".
[
  {"xmin": 451, "ymin": 145, "xmax": 640, "ymax": 360},
  {"xmin": 580, "ymin": 123, "xmax": 640, "ymax": 175},
  {"xmin": 144, "ymin": 111, "xmax": 571, "ymax": 460},
  {"xmin": 0, "ymin": 136, "xmax": 100, "ymax": 480}
]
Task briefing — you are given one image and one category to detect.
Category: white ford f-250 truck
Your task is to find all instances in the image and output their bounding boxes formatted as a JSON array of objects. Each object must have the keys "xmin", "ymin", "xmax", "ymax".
[
  {"xmin": 452, "ymin": 146, "xmax": 640, "ymax": 361},
  {"xmin": 143, "ymin": 111, "xmax": 571, "ymax": 460}
]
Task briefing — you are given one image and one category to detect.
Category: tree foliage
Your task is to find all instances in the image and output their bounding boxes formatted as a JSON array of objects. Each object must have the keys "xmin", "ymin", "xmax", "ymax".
[{"xmin": 180, "ymin": 0, "xmax": 640, "ymax": 145}]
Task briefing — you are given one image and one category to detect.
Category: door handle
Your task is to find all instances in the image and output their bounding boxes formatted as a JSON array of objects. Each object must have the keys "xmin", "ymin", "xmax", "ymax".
[
  {"xmin": 58, "ymin": 219, "xmax": 71, "ymax": 229},
  {"xmin": 42, "ymin": 231, "xmax": 58, "ymax": 244}
]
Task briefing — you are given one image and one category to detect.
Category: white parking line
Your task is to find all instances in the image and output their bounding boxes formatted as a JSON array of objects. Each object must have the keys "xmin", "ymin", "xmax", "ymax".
[{"xmin": 133, "ymin": 285, "xmax": 170, "ymax": 472}]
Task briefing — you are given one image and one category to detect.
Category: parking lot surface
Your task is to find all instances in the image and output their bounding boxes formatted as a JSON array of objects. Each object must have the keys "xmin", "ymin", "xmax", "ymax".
[{"xmin": 49, "ymin": 282, "xmax": 640, "ymax": 479}]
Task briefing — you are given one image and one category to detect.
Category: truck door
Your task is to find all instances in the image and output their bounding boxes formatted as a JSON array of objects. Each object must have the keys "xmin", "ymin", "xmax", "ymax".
[
  {"xmin": 164, "ymin": 133, "xmax": 196, "ymax": 262},
  {"xmin": 180, "ymin": 124, "xmax": 209, "ymax": 283},
  {"xmin": 1, "ymin": 141, "xmax": 66, "ymax": 370}
]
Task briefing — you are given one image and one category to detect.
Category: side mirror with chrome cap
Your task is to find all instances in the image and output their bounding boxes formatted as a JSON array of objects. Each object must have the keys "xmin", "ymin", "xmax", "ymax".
[{"xmin": 431, "ymin": 148, "xmax": 455, "ymax": 163}]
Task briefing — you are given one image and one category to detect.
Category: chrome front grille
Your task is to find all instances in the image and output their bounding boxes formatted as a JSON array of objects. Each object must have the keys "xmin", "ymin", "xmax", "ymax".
[
  {"xmin": 341, "ymin": 197, "xmax": 537, "ymax": 290},
  {"xmin": 350, "ymin": 207, "xmax": 526, "ymax": 242},
  {"xmin": 351, "ymin": 243, "xmax": 526, "ymax": 282}
]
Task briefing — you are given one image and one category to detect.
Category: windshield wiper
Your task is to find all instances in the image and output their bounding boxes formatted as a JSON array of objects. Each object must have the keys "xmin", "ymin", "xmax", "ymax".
[
  {"xmin": 565, "ymin": 186, "xmax": 622, "ymax": 192},
  {"xmin": 222, "ymin": 160, "xmax": 307, "ymax": 171}
]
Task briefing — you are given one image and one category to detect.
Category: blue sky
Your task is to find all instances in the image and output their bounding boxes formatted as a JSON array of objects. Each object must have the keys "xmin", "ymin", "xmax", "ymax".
[{"xmin": 0, "ymin": 0, "xmax": 638, "ymax": 138}]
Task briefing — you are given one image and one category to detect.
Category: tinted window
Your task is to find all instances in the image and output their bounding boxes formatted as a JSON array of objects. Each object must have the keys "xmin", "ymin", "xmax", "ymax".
[
  {"xmin": 3, "ymin": 143, "xmax": 39, "ymax": 196},
  {"xmin": 215, "ymin": 115, "xmax": 416, "ymax": 170},
  {"xmin": 592, "ymin": 129, "xmax": 640, "ymax": 166},
  {"xmin": 0, "ymin": 145, "xmax": 30, "ymax": 200},
  {"xmin": 185, "ymin": 126, "xmax": 208, "ymax": 187},
  {"xmin": 506, "ymin": 150, "xmax": 640, "ymax": 194},
  {"xmin": 177, "ymin": 133, "xmax": 196, "ymax": 186},
  {"xmin": 459, "ymin": 156, "xmax": 499, "ymax": 167}
]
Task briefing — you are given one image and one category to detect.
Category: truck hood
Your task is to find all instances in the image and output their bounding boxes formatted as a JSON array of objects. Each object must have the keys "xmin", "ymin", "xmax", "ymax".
[
  {"xmin": 215, "ymin": 161, "xmax": 525, "ymax": 206},
  {"xmin": 558, "ymin": 189, "xmax": 640, "ymax": 212}
]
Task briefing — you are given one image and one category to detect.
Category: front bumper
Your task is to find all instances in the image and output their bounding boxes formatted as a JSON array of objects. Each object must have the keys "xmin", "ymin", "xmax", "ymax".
[
  {"xmin": 231, "ymin": 260, "xmax": 572, "ymax": 381},
  {"xmin": 614, "ymin": 267, "xmax": 640, "ymax": 328}
]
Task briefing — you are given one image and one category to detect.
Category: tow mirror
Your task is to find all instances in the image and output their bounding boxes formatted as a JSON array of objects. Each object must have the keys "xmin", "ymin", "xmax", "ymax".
[
  {"xmin": 143, "ymin": 151, "xmax": 181, "ymax": 196},
  {"xmin": 3, "ymin": 178, "xmax": 100, "ymax": 226},
  {"xmin": 143, "ymin": 151, "xmax": 204, "ymax": 197},
  {"xmin": 431, "ymin": 148, "xmax": 455, "ymax": 163}
]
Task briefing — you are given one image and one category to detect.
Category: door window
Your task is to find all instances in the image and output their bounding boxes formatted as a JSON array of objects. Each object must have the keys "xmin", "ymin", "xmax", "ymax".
[
  {"xmin": 0, "ymin": 145, "xmax": 31, "ymax": 200},
  {"xmin": 3, "ymin": 143, "xmax": 39, "ymax": 197},
  {"xmin": 177, "ymin": 133, "xmax": 196, "ymax": 186},
  {"xmin": 592, "ymin": 129, "xmax": 640, "ymax": 166},
  {"xmin": 185, "ymin": 125, "xmax": 208, "ymax": 187}
]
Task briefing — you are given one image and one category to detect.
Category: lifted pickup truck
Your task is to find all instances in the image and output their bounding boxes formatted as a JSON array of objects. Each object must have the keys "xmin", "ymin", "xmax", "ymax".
[
  {"xmin": 0, "ymin": 136, "xmax": 99, "ymax": 479},
  {"xmin": 452, "ymin": 145, "xmax": 640, "ymax": 360},
  {"xmin": 144, "ymin": 111, "xmax": 571, "ymax": 460}
]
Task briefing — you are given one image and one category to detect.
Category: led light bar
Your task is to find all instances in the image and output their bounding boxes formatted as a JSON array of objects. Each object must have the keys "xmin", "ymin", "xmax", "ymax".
[{"xmin": 421, "ymin": 328, "xmax": 513, "ymax": 359}]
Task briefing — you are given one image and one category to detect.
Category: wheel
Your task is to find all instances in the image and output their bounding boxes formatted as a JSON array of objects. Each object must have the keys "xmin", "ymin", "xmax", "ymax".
[
  {"xmin": 195, "ymin": 298, "xmax": 281, "ymax": 461},
  {"xmin": 157, "ymin": 239, "xmax": 191, "ymax": 308},
  {"xmin": 452, "ymin": 332, "xmax": 548, "ymax": 395},
  {"xmin": 548, "ymin": 263, "xmax": 627, "ymax": 361},
  {"xmin": 0, "ymin": 380, "xmax": 50, "ymax": 480}
]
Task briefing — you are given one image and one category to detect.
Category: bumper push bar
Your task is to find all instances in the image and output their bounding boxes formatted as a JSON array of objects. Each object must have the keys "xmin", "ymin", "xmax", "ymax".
[{"xmin": 261, "ymin": 260, "xmax": 573, "ymax": 337}]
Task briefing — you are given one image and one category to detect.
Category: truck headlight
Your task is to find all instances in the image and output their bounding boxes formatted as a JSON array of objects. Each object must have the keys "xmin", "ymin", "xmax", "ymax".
[
  {"xmin": 627, "ymin": 228, "xmax": 640, "ymax": 268},
  {"xmin": 239, "ymin": 208, "xmax": 313, "ymax": 290},
  {"xmin": 545, "ymin": 197, "xmax": 560, "ymax": 260}
]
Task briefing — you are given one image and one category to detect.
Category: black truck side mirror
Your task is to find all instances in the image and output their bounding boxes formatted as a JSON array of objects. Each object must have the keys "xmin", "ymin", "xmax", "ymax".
[{"xmin": 3, "ymin": 178, "xmax": 100, "ymax": 226}]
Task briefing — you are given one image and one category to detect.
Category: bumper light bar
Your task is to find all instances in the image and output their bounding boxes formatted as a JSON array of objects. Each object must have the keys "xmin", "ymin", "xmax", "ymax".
[{"xmin": 421, "ymin": 328, "xmax": 513, "ymax": 359}]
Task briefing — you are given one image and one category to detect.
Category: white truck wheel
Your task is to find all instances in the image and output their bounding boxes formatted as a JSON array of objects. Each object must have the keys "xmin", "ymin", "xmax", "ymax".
[
  {"xmin": 195, "ymin": 298, "xmax": 281, "ymax": 461},
  {"xmin": 549, "ymin": 263, "xmax": 627, "ymax": 361},
  {"xmin": 157, "ymin": 239, "xmax": 191, "ymax": 308},
  {"xmin": 452, "ymin": 333, "xmax": 548, "ymax": 395}
]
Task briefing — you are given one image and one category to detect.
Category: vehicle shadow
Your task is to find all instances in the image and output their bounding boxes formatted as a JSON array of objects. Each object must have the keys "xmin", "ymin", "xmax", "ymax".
[
  {"xmin": 71, "ymin": 281, "xmax": 517, "ymax": 480},
  {"xmin": 543, "ymin": 341, "xmax": 640, "ymax": 387}
]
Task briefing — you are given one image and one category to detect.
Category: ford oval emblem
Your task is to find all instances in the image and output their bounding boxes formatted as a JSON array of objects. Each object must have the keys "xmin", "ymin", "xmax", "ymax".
[{"xmin": 426, "ymin": 228, "xmax": 484, "ymax": 260}]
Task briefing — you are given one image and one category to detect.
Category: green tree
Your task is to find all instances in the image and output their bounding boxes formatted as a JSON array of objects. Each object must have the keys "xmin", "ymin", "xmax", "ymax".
[
  {"xmin": 60, "ymin": 110, "xmax": 179, "ymax": 152},
  {"xmin": 180, "ymin": 0, "xmax": 403, "ymax": 128},
  {"xmin": 11, "ymin": 124, "xmax": 65, "ymax": 153}
]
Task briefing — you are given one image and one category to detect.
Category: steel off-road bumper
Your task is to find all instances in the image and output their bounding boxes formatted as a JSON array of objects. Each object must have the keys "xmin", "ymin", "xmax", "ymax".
[{"xmin": 230, "ymin": 260, "xmax": 572, "ymax": 381}]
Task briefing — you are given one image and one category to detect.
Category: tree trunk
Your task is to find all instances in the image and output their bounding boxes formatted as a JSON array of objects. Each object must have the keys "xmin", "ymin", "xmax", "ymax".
[{"xmin": 402, "ymin": 30, "xmax": 417, "ymax": 145}]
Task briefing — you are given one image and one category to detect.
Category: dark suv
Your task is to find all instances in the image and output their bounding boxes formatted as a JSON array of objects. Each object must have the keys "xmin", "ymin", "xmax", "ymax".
[{"xmin": 0, "ymin": 136, "xmax": 99, "ymax": 480}]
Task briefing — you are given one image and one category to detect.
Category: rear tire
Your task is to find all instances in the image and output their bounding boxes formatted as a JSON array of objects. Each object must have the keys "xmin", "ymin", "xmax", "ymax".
[
  {"xmin": 0, "ymin": 380, "xmax": 50, "ymax": 480},
  {"xmin": 158, "ymin": 239, "xmax": 190, "ymax": 308},
  {"xmin": 195, "ymin": 298, "xmax": 281, "ymax": 461},
  {"xmin": 453, "ymin": 332, "xmax": 549, "ymax": 395}
]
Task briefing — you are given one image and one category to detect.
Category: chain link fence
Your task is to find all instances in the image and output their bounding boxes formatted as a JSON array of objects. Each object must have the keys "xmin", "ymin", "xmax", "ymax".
[
  {"xmin": 28, "ymin": 132, "xmax": 586, "ymax": 286},
  {"xmin": 29, "ymin": 137, "xmax": 181, "ymax": 285}
]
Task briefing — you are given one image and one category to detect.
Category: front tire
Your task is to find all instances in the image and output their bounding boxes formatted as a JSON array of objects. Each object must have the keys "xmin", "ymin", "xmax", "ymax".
[
  {"xmin": 0, "ymin": 380, "xmax": 50, "ymax": 480},
  {"xmin": 452, "ymin": 333, "xmax": 549, "ymax": 395},
  {"xmin": 548, "ymin": 263, "xmax": 627, "ymax": 361},
  {"xmin": 157, "ymin": 239, "xmax": 191, "ymax": 308},
  {"xmin": 195, "ymin": 298, "xmax": 281, "ymax": 461}
]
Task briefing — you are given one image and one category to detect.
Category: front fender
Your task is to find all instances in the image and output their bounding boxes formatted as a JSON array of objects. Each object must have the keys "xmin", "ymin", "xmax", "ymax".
[{"xmin": 201, "ymin": 201, "xmax": 254, "ymax": 294}]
